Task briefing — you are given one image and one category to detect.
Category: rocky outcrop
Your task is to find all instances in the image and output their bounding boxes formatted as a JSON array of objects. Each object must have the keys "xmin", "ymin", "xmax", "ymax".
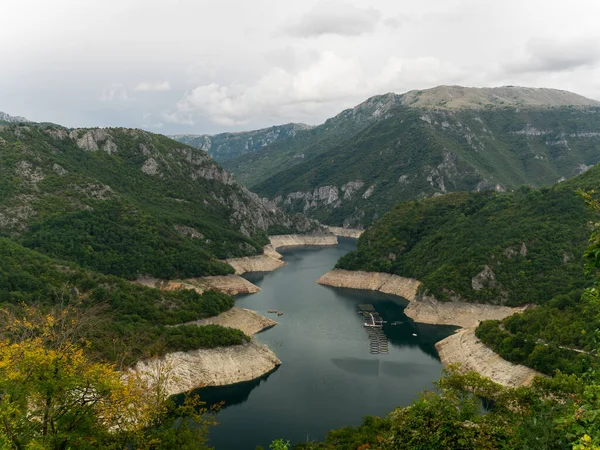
[
  {"xmin": 269, "ymin": 234, "xmax": 338, "ymax": 250},
  {"xmin": 405, "ymin": 295, "xmax": 525, "ymax": 329},
  {"xmin": 137, "ymin": 275, "xmax": 261, "ymax": 296},
  {"xmin": 133, "ymin": 340, "xmax": 281, "ymax": 396},
  {"xmin": 181, "ymin": 307, "xmax": 277, "ymax": 337},
  {"xmin": 317, "ymin": 269, "xmax": 421, "ymax": 300},
  {"xmin": 325, "ymin": 226, "xmax": 364, "ymax": 238},
  {"xmin": 436, "ymin": 329, "xmax": 539, "ymax": 387},
  {"xmin": 226, "ymin": 244, "xmax": 286, "ymax": 274}
]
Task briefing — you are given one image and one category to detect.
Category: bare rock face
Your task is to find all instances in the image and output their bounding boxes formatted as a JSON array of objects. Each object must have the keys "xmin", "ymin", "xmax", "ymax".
[
  {"xmin": 184, "ymin": 307, "xmax": 276, "ymax": 338},
  {"xmin": 103, "ymin": 140, "xmax": 118, "ymax": 155},
  {"xmin": 227, "ymin": 244, "xmax": 286, "ymax": 274},
  {"xmin": 269, "ymin": 234, "xmax": 338, "ymax": 250},
  {"xmin": 325, "ymin": 226, "xmax": 364, "ymax": 238},
  {"xmin": 132, "ymin": 340, "xmax": 281, "ymax": 396},
  {"xmin": 76, "ymin": 131, "xmax": 99, "ymax": 151},
  {"xmin": 436, "ymin": 329, "xmax": 540, "ymax": 387},
  {"xmin": 341, "ymin": 180, "xmax": 365, "ymax": 200},
  {"xmin": 317, "ymin": 269, "xmax": 421, "ymax": 301},
  {"xmin": 52, "ymin": 163, "xmax": 68, "ymax": 176},
  {"xmin": 15, "ymin": 161, "xmax": 44, "ymax": 187},
  {"xmin": 313, "ymin": 186, "xmax": 339, "ymax": 206},
  {"xmin": 192, "ymin": 166, "xmax": 234, "ymax": 185},
  {"xmin": 141, "ymin": 158, "xmax": 160, "ymax": 176},
  {"xmin": 174, "ymin": 225, "xmax": 204, "ymax": 240},
  {"xmin": 362, "ymin": 184, "xmax": 375, "ymax": 199},
  {"xmin": 45, "ymin": 128, "xmax": 69, "ymax": 139},
  {"xmin": 472, "ymin": 265, "xmax": 496, "ymax": 290}
]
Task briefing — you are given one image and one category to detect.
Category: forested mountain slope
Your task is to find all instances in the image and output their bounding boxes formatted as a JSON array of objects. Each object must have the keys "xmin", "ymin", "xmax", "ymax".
[
  {"xmin": 254, "ymin": 104, "xmax": 600, "ymax": 227},
  {"xmin": 0, "ymin": 123, "xmax": 317, "ymax": 280},
  {"xmin": 222, "ymin": 93, "xmax": 404, "ymax": 187},
  {"xmin": 172, "ymin": 122, "xmax": 312, "ymax": 162},
  {"xmin": 336, "ymin": 164, "xmax": 600, "ymax": 306}
]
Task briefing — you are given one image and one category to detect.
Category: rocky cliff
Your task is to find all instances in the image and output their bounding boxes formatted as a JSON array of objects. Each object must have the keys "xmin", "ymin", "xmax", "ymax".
[
  {"xmin": 182, "ymin": 307, "xmax": 277, "ymax": 338},
  {"xmin": 133, "ymin": 340, "xmax": 281, "ymax": 396},
  {"xmin": 221, "ymin": 86, "xmax": 600, "ymax": 228},
  {"xmin": 317, "ymin": 269, "xmax": 421, "ymax": 300},
  {"xmin": 326, "ymin": 226, "xmax": 364, "ymax": 238},
  {"xmin": 269, "ymin": 234, "xmax": 338, "ymax": 249},
  {"xmin": 226, "ymin": 244, "xmax": 286, "ymax": 274},
  {"xmin": 436, "ymin": 329, "xmax": 539, "ymax": 387}
]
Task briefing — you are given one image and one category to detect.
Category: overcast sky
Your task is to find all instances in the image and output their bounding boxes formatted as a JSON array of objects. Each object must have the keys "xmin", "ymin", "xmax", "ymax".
[{"xmin": 2, "ymin": 0, "xmax": 600, "ymax": 134}]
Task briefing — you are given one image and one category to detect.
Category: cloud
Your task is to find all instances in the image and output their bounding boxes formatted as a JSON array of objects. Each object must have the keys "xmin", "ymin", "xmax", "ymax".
[
  {"xmin": 169, "ymin": 51, "xmax": 363, "ymax": 126},
  {"xmin": 505, "ymin": 37, "xmax": 600, "ymax": 74},
  {"xmin": 99, "ymin": 84, "xmax": 128, "ymax": 102},
  {"xmin": 134, "ymin": 81, "xmax": 171, "ymax": 92},
  {"xmin": 286, "ymin": 1, "xmax": 382, "ymax": 37}
]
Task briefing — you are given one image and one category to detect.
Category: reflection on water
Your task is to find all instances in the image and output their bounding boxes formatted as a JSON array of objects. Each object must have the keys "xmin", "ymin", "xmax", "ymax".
[{"xmin": 199, "ymin": 239, "xmax": 456, "ymax": 449}]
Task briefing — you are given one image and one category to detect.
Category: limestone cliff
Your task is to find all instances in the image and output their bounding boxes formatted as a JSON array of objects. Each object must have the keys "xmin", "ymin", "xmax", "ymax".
[
  {"xmin": 269, "ymin": 234, "xmax": 338, "ymax": 250},
  {"xmin": 326, "ymin": 226, "xmax": 364, "ymax": 238},
  {"xmin": 226, "ymin": 244, "xmax": 286, "ymax": 274},
  {"xmin": 317, "ymin": 269, "xmax": 421, "ymax": 300},
  {"xmin": 436, "ymin": 329, "xmax": 539, "ymax": 387},
  {"xmin": 137, "ymin": 275, "xmax": 261, "ymax": 296},
  {"xmin": 133, "ymin": 340, "xmax": 281, "ymax": 396},
  {"xmin": 180, "ymin": 307, "xmax": 277, "ymax": 338}
]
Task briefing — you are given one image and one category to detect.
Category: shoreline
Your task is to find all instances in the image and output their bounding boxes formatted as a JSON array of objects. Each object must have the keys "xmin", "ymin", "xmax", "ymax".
[
  {"xmin": 133, "ymin": 307, "xmax": 280, "ymax": 396},
  {"xmin": 317, "ymin": 268, "xmax": 540, "ymax": 387},
  {"xmin": 134, "ymin": 233, "xmax": 359, "ymax": 395}
]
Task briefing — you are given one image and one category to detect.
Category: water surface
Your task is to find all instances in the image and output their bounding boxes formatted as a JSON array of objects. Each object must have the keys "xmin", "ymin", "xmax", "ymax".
[{"xmin": 200, "ymin": 238, "xmax": 455, "ymax": 449}]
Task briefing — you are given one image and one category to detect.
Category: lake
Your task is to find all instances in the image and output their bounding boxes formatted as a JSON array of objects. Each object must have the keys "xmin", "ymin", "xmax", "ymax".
[{"xmin": 198, "ymin": 238, "xmax": 456, "ymax": 449}]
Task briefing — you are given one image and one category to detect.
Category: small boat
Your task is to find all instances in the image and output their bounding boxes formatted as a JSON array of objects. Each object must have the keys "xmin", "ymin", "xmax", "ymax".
[
  {"xmin": 390, "ymin": 321, "xmax": 403, "ymax": 326},
  {"xmin": 277, "ymin": 311, "xmax": 284, "ymax": 316},
  {"xmin": 267, "ymin": 309, "xmax": 277, "ymax": 314},
  {"xmin": 412, "ymin": 333, "xmax": 417, "ymax": 337}
]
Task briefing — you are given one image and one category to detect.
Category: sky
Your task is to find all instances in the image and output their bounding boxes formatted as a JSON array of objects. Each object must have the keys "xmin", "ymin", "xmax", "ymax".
[{"xmin": 2, "ymin": 0, "xmax": 600, "ymax": 135}]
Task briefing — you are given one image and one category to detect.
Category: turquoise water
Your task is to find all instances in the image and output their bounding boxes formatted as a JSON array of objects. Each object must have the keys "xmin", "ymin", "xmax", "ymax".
[{"xmin": 197, "ymin": 239, "xmax": 456, "ymax": 449}]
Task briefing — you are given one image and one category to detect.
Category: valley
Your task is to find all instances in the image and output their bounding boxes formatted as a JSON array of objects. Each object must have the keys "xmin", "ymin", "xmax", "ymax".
[{"xmin": 3, "ymin": 85, "xmax": 600, "ymax": 449}]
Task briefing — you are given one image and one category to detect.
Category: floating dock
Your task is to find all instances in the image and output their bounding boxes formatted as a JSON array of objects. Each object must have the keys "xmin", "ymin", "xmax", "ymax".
[{"xmin": 357, "ymin": 304, "xmax": 389, "ymax": 354}]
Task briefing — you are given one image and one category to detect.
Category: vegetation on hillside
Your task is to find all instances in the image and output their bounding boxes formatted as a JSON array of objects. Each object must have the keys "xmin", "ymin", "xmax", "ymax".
[
  {"xmin": 249, "ymin": 105, "xmax": 600, "ymax": 227},
  {"xmin": 475, "ymin": 189, "xmax": 600, "ymax": 376},
  {"xmin": 0, "ymin": 123, "xmax": 315, "ymax": 280},
  {"xmin": 0, "ymin": 304, "xmax": 218, "ymax": 449},
  {"xmin": 172, "ymin": 122, "xmax": 311, "ymax": 162},
  {"xmin": 0, "ymin": 237, "xmax": 246, "ymax": 365},
  {"xmin": 337, "ymin": 165, "xmax": 600, "ymax": 305},
  {"xmin": 291, "ymin": 368, "xmax": 600, "ymax": 449}
]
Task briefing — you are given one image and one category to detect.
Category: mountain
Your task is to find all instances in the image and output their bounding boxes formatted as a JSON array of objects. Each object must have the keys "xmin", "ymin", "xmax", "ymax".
[
  {"xmin": 222, "ymin": 93, "xmax": 404, "ymax": 187},
  {"xmin": 399, "ymin": 85, "xmax": 600, "ymax": 109},
  {"xmin": 336, "ymin": 163, "xmax": 600, "ymax": 307},
  {"xmin": 171, "ymin": 122, "xmax": 312, "ymax": 162},
  {"xmin": 0, "ymin": 122, "xmax": 318, "ymax": 280},
  {"xmin": 233, "ymin": 86, "xmax": 600, "ymax": 227},
  {"xmin": 0, "ymin": 111, "xmax": 29, "ymax": 123}
]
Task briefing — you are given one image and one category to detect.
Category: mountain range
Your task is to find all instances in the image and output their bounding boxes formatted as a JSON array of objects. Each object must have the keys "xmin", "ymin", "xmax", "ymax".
[{"xmin": 176, "ymin": 86, "xmax": 600, "ymax": 228}]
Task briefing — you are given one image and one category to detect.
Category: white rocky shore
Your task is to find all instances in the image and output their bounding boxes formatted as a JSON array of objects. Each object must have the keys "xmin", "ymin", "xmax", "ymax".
[
  {"xmin": 226, "ymin": 244, "xmax": 286, "ymax": 274},
  {"xmin": 317, "ymin": 269, "xmax": 540, "ymax": 387},
  {"xmin": 269, "ymin": 233, "xmax": 338, "ymax": 249},
  {"xmin": 133, "ymin": 341, "xmax": 280, "ymax": 397},
  {"xmin": 326, "ymin": 226, "xmax": 364, "ymax": 239},
  {"xmin": 133, "ymin": 307, "xmax": 280, "ymax": 396},
  {"xmin": 137, "ymin": 274, "xmax": 261, "ymax": 296},
  {"xmin": 181, "ymin": 306, "xmax": 277, "ymax": 337}
]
